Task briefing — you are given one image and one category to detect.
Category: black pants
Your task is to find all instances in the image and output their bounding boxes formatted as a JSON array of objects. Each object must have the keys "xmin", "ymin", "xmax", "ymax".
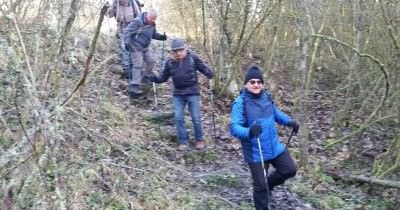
[{"xmin": 248, "ymin": 148, "xmax": 297, "ymax": 210}]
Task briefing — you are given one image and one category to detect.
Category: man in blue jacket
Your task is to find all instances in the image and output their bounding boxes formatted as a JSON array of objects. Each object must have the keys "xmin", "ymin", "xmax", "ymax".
[
  {"xmin": 150, "ymin": 38, "xmax": 213, "ymax": 151},
  {"xmin": 230, "ymin": 65, "xmax": 299, "ymax": 210},
  {"xmin": 123, "ymin": 9, "xmax": 167, "ymax": 98}
]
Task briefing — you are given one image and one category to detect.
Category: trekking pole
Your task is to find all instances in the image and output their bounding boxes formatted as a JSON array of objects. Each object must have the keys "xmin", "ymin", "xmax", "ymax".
[
  {"xmin": 152, "ymin": 82, "xmax": 161, "ymax": 138},
  {"xmin": 209, "ymin": 80, "xmax": 216, "ymax": 141},
  {"xmin": 153, "ymin": 34, "xmax": 165, "ymax": 138},
  {"xmin": 286, "ymin": 129, "xmax": 296, "ymax": 147},
  {"xmin": 256, "ymin": 136, "xmax": 271, "ymax": 206},
  {"xmin": 127, "ymin": 47, "xmax": 134, "ymax": 104}
]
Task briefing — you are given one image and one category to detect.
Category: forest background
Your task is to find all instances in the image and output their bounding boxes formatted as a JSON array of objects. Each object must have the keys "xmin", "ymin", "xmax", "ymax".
[{"xmin": 0, "ymin": 0, "xmax": 399, "ymax": 209}]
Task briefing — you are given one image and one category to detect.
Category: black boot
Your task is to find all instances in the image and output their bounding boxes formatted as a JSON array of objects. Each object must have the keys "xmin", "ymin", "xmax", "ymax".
[{"xmin": 128, "ymin": 84, "xmax": 143, "ymax": 98}]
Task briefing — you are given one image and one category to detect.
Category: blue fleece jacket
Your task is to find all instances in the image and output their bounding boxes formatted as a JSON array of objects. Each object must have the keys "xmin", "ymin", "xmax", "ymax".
[{"xmin": 230, "ymin": 89, "xmax": 293, "ymax": 163}]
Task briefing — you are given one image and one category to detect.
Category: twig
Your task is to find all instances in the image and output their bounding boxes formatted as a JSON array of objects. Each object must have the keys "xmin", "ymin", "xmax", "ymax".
[
  {"xmin": 310, "ymin": 34, "xmax": 390, "ymax": 147},
  {"xmin": 11, "ymin": 13, "xmax": 36, "ymax": 96},
  {"xmin": 327, "ymin": 171, "xmax": 400, "ymax": 189},
  {"xmin": 64, "ymin": 107, "xmax": 192, "ymax": 176},
  {"xmin": 102, "ymin": 161, "xmax": 149, "ymax": 173},
  {"xmin": 59, "ymin": 3, "xmax": 110, "ymax": 108},
  {"xmin": 0, "ymin": 108, "xmax": 15, "ymax": 141},
  {"xmin": 0, "ymin": 153, "xmax": 33, "ymax": 178},
  {"xmin": 14, "ymin": 72, "xmax": 38, "ymax": 159},
  {"xmin": 310, "ymin": 34, "xmax": 389, "ymax": 100},
  {"xmin": 44, "ymin": 0, "xmax": 80, "ymax": 87}
]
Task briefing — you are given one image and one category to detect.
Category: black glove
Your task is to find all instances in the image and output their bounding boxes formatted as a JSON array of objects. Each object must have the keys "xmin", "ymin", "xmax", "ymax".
[
  {"xmin": 124, "ymin": 43, "xmax": 131, "ymax": 51},
  {"xmin": 159, "ymin": 34, "xmax": 167, "ymax": 41},
  {"xmin": 288, "ymin": 120, "xmax": 300, "ymax": 134},
  {"xmin": 249, "ymin": 123, "xmax": 262, "ymax": 138},
  {"xmin": 146, "ymin": 75, "xmax": 157, "ymax": 82}
]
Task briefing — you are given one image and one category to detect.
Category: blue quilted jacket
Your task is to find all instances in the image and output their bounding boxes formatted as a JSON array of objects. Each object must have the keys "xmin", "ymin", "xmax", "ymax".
[{"xmin": 230, "ymin": 89, "xmax": 292, "ymax": 163}]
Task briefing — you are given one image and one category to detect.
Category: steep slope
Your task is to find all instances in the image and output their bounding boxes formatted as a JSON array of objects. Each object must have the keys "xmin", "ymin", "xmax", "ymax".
[{"xmin": 105, "ymin": 37, "xmax": 315, "ymax": 209}]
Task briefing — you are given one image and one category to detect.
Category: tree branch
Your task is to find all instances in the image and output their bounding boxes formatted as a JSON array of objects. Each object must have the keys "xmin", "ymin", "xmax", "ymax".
[
  {"xmin": 310, "ymin": 34, "xmax": 390, "ymax": 147},
  {"xmin": 58, "ymin": 3, "xmax": 110, "ymax": 108},
  {"xmin": 327, "ymin": 171, "xmax": 400, "ymax": 189}
]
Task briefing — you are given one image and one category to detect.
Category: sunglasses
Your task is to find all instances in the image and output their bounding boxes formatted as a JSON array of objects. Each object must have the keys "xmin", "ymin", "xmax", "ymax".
[{"xmin": 248, "ymin": 80, "xmax": 263, "ymax": 85}]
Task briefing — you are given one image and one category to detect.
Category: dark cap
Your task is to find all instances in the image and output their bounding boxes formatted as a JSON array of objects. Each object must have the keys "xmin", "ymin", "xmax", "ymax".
[
  {"xmin": 244, "ymin": 65, "xmax": 264, "ymax": 84},
  {"xmin": 171, "ymin": 38, "xmax": 186, "ymax": 50}
]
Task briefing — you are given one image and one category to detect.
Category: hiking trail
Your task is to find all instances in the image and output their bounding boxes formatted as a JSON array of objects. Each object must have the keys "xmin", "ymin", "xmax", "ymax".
[{"xmin": 106, "ymin": 38, "xmax": 316, "ymax": 210}]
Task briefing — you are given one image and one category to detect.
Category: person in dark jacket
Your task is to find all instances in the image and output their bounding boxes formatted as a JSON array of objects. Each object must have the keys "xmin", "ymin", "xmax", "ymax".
[
  {"xmin": 230, "ymin": 65, "xmax": 300, "ymax": 210},
  {"xmin": 150, "ymin": 38, "xmax": 213, "ymax": 150},
  {"xmin": 108, "ymin": 0, "xmax": 142, "ymax": 36},
  {"xmin": 109, "ymin": 0, "xmax": 142, "ymax": 80},
  {"xmin": 123, "ymin": 9, "xmax": 167, "ymax": 97}
]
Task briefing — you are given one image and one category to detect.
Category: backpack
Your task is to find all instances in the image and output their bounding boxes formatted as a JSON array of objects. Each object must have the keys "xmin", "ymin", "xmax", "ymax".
[
  {"xmin": 116, "ymin": 0, "xmax": 135, "ymax": 23},
  {"xmin": 118, "ymin": 0, "xmax": 130, "ymax": 6}
]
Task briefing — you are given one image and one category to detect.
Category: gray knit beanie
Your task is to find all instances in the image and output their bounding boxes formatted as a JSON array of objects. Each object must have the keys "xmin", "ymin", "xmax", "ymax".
[{"xmin": 171, "ymin": 38, "xmax": 185, "ymax": 50}]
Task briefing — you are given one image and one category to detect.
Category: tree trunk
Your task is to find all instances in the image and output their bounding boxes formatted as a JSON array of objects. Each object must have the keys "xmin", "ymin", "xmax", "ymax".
[
  {"xmin": 348, "ymin": 0, "xmax": 364, "ymax": 158},
  {"xmin": 292, "ymin": 0, "xmax": 310, "ymax": 169}
]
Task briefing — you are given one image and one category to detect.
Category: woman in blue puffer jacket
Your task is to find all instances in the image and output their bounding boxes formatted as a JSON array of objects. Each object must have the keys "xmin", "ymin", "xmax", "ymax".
[{"xmin": 230, "ymin": 65, "xmax": 300, "ymax": 210}]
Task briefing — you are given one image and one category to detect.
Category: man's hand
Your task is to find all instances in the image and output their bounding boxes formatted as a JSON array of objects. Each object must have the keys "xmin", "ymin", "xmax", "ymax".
[
  {"xmin": 249, "ymin": 123, "xmax": 262, "ymax": 138},
  {"xmin": 159, "ymin": 34, "xmax": 167, "ymax": 41},
  {"xmin": 288, "ymin": 120, "xmax": 300, "ymax": 134},
  {"xmin": 146, "ymin": 74, "xmax": 157, "ymax": 82}
]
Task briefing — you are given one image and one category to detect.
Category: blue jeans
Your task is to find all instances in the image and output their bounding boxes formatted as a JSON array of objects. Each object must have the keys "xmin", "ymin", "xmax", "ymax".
[{"xmin": 173, "ymin": 95, "xmax": 203, "ymax": 144}]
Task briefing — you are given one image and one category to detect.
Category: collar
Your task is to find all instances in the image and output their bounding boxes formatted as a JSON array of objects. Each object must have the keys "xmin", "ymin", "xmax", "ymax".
[{"xmin": 242, "ymin": 88, "xmax": 264, "ymax": 99}]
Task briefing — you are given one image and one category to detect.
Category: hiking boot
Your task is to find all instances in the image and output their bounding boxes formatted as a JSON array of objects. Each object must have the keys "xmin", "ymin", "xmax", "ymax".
[
  {"xmin": 195, "ymin": 141, "xmax": 205, "ymax": 150},
  {"xmin": 128, "ymin": 84, "xmax": 143, "ymax": 97},
  {"xmin": 178, "ymin": 144, "xmax": 189, "ymax": 151},
  {"xmin": 129, "ymin": 89, "xmax": 143, "ymax": 97}
]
